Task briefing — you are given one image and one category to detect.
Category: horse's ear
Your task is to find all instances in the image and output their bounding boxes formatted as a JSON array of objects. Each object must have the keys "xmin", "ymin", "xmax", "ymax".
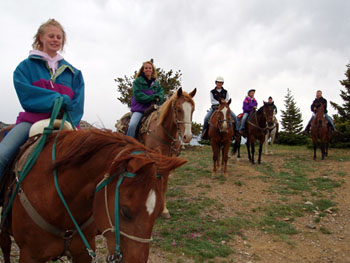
[
  {"xmin": 158, "ymin": 157, "xmax": 187, "ymax": 174},
  {"xmin": 127, "ymin": 156, "xmax": 155, "ymax": 174},
  {"xmin": 228, "ymin": 98, "xmax": 231, "ymax": 105},
  {"xmin": 169, "ymin": 157, "xmax": 187, "ymax": 172},
  {"xmin": 177, "ymin": 88, "xmax": 183, "ymax": 97},
  {"xmin": 263, "ymin": 101, "xmax": 267, "ymax": 105},
  {"xmin": 189, "ymin": 88, "xmax": 197, "ymax": 98}
]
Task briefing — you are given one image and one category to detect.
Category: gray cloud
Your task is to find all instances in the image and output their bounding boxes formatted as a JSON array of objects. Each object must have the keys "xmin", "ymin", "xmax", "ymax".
[{"xmin": 0, "ymin": 0, "xmax": 349, "ymax": 129}]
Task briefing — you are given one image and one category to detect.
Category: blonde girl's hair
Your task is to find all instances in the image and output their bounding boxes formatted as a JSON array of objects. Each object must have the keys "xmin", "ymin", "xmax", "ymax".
[
  {"xmin": 135, "ymin": 61, "xmax": 158, "ymax": 79},
  {"xmin": 32, "ymin": 18, "xmax": 66, "ymax": 51}
]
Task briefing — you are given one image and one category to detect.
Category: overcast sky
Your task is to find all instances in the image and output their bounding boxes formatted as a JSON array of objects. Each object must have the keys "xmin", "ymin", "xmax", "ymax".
[{"xmin": 1, "ymin": 0, "xmax": 349, "ymax": 130}]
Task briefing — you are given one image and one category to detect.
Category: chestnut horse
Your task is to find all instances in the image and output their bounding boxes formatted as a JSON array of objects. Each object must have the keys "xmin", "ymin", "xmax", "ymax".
[
  {"xmin": 242, "ymin": 102, "xmax": 275, "ymax": 164},
  {"xmin": 0, "ymin": 129, "xmax": 185, "ymax": 263},
  {"xmin": 311, "ymin": 104, "xmax": 331, "ymax": 160},
  {"xmin": 116, "ymin": 88, "xmax": 196, "ymax": 218},
  {"xmin": 208, "ymin": 99, "xmax": 234, "ymax": 177}
]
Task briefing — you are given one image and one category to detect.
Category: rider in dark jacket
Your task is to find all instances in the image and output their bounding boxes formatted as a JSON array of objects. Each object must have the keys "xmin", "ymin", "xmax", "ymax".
[
  {"xmin": 302, "ymin": 90, "xmax": 336, "ymax": 134},
  {"xmin": 200, "ymin": 76, "xmax": 239, "ymax": 139}
]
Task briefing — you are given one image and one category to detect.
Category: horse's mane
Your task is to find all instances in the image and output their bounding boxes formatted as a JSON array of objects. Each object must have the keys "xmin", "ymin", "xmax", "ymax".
[
  {"xmin": 157, "ymin": 91, "xmax": 195, "ymax": 126},
  {"xmin": 51, "ymin": 129, "xmax": 185, "ymax": 180}
]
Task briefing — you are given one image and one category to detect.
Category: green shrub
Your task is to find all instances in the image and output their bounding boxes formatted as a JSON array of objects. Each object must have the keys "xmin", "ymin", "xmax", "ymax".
[{"xmin": 275, "ymin": 132, "xmax": 309, "ymax": 145}]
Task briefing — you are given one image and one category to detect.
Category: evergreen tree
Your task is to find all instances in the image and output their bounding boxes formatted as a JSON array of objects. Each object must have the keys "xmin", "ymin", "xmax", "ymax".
[
  {"xmin": 115, "ymin": 59, "xmax": 182, "ymax": 108},
  {"xmin": 280, "ymin": 88, "xmax": 303, "ymax": 134},
  {"xmin": 330, "ymin": 63, "xmax": 350, "ymax": 147}
]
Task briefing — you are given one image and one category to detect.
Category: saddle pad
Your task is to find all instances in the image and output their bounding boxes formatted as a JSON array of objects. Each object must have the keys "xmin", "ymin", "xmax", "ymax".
[
  {"xmin": 15, "ymin": 136, "xmax": 41, "ymax": 173},
  {"xmin": 115, "ymin": 111, "xmax": 157, "ymax": 137}
]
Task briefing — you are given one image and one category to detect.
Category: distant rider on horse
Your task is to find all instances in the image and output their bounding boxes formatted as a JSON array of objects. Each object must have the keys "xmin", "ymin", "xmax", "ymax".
[
  {"xmin": 200, "ymin": 76, "xmax": 239, "ymax": 140},
  {"xmin": 302, "ymin": 90, "xmax": 336, "ymax": 134},
  {"xmin": 267, "ymin": 96, "xmax": 277, "ymax": 115},
  {"xmin": 239, "ymin": 89, "xmax": 257, "ymax": 135},
  {"xmin": 126, "ymin": 61, "xmax": 164, "ymax": 138}
]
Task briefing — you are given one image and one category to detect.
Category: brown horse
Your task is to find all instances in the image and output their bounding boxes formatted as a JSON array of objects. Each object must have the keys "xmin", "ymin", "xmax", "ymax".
[
  {"xmin": 208, "ymin": 99, "xmax": 234, "ymax": 177},
  {"xmin": 243, "ymin": 102, "xmax": 275, "ymax": 164},
  {"xmin": 0, "ymin": 129, "xmax": 185, "ymax": 263},
  {"xmin": 116, "ymin": 88, "xmax": 196, "ymax": 218},
  {"xmin": 311, "ymin": 104, "xmax": 330, "ymax": 160}
]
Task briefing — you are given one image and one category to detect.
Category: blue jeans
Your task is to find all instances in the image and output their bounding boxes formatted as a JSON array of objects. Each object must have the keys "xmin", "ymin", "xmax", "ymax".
[
  {"xmin": 239, "ymin": 113, "xmax": 249, "ymax": 131},
  {"xmin": 202, "ymin": 108, "xmax": 214, "ymax": 133},
  {"xmin": 126, "ymin": 112, "xmax": 143, "ymax": 138},
  {"xmin": 0, "ymin": 122, "xmax": 32, "ymax": 179},
  {"xmin": 202, "ymin": 108, "xmax": 239, "ymax": 133},
  {"xmin": 230, "ymin": 111, "xmax": 239, "ymax": 131},
  {"xmin": 306, "ymin": 113, "xmax": 335, "ymax": 130}
]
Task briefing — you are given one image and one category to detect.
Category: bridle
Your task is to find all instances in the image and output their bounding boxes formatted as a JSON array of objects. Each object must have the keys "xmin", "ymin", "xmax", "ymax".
[
  {"xmin": 152, "ymin": 98, "xmax": 193, "ymax": 156},
  {"xmin": 210, "ymin": 105, "xmax": 232, "ymax": 133},
  {"xmin": 95, "ymin": 150, "xmax": 157, "ymax": 262},
  {"xmin": 248, "ymin": 105, "xmax": 274, "ymax": 132}
]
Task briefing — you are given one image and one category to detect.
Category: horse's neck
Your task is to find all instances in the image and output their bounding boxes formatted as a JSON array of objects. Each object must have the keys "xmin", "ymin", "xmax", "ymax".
[
  {"xmin": 256, "ymin": 111, "xmax": 267, "ymax": 127},
  {"xmin": 160, "ymin": 107, "xmax": 177, "ymax": 135}
]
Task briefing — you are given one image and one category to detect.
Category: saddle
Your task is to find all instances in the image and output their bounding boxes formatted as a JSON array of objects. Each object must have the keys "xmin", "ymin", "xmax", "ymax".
[
  {"xmin": 115, "ymin": 104, "xmax": 158, "ymax": 138},
  {"xmin": 0, "ymin": 119, "xmax": 74, "ymax": 227}
]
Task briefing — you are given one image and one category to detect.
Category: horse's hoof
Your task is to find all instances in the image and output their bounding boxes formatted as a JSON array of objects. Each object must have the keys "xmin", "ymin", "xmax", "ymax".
[{"xmin": 161, "ymin": 212, "xmax": 171, "ymax": 219}]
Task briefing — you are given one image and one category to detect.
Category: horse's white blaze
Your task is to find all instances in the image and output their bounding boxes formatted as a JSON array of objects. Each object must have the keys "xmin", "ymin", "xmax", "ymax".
[
  {"xmin": 221, "ymin": 107, "xmax": 228, "ymax": 130},
  {"xmin": 146, "ymin": 189, "xmax": 156, "ymax": 215},
  {"xmin": 182, "ymin": 102, "xmax": 193, "ymax": 143}
]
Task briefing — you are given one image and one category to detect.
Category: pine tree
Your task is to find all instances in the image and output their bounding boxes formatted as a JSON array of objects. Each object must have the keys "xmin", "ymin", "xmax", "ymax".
[
  {"xmin": 115, "ymin": 59, "xmax": 182, "ymax": 108},
  {"xmin": 330, "ymin": 63, "xmax": 350, "ymax": 147},
  {"xmin": 330, "ymin": 63, "xmax": 350, "ymax": 124},
  {"xmin": 280, "ymin": 88, "xmax": 303, "ymax": 134}
]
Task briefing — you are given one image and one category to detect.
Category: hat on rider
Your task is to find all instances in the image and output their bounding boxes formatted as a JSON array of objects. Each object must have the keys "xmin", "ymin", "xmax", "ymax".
[
  {"xmin": 248, "ymin": 89, "xmax": 256, "ymax": 94},
  {"xmin": 215, "ymin": 76, "xmax": 224, "ymax": 83}
]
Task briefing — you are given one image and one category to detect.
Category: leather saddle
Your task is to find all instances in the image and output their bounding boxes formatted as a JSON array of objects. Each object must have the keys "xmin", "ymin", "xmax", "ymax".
[{"xmin": 115, "ymin": 104, "xmax": 157, "ymax": 137}]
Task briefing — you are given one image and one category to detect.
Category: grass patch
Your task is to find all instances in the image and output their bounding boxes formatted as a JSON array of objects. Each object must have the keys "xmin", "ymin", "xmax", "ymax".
[{"xmin": 153, "ymin": 196, "xmax": 252, "ymax": 262}]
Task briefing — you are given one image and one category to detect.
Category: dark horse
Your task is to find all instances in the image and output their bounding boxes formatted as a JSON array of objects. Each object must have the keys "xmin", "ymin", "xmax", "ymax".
[
  {"xmin": 208, "ymin": 99, "xmax": 234, "ymax": 177},
  {"xmin": 241, "ymin": 102, "xmax": 275, "ymax": 164},
  {"xmin": 0, "ymin": 129, "xmax": 185, "ymax": 262},
  {"xmin": 311, "ymin": 104, "xmax": 331, "ymax": 160}
]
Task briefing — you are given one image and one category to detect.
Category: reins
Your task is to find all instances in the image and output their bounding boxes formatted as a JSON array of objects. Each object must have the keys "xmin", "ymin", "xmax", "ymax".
[
  {"xmin": 95, "ymin": 150, "xmax": 155, "ymax": 262},
  {"xmin": 3, "ymin": 97, "xmax": 97, "ymax": 261},
  {"xmin": 148, "ymin": 98, "xmax": 192, "ymax": 156},
  {"xmin": 209, "ymin": 106, "xmax": 232, "ymax": 133}
]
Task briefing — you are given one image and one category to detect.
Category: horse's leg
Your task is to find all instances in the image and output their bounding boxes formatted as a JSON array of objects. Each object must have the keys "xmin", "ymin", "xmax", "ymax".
[
  {"xmin": 19, "ymin": 248, "xmax": 45, "ymax": 263},
  {"xmin": 0, "ymin": 230, "xmax": 11, "ymax": 263},
  {"xmin": 258, "ymin": 142, "xmax": 263, "ymax": 164},
  {"xmin": 221, "ymin": 146, "xmax": 225, "ymax": 173},
  {"xmin": 270, "ymin": 131, "xmax": 275, "ymax": 154},
  {"xmin": 264, "ymin": 133, "xmax": 269, "ymax": 155},
  {"xmin": 313, "ymin": 144, "xmax": 317, "ymax": 160},
  {"xmin": 161, "ymin": 175, "xmax": 170, "ymax": 219},
  {"xmin": 251, "ymin": 142, "xmax": 255, "ymax": 164},
  {"xmin": 321, "ymin": 142, "xmax": 325, "ymax": 160},
  {"xmin": 211, "ymin": 143, "xmax": 218, "ymax": 176},
  {"xmin": 223, "ymin": 142, "xmax": 230, "ymax": 177},
  {"xmin": 246, "ymin": 142, "xmax": 251, "ymax": 161},
  {"xmin": 237, "ymin": 144, "xmax": 241, "ymax": 158}
]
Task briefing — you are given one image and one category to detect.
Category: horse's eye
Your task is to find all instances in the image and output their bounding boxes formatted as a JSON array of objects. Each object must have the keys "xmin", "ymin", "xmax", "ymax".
[{"xmin": 120, "ymin": 206, "xmax": 132, "ymax": 220}]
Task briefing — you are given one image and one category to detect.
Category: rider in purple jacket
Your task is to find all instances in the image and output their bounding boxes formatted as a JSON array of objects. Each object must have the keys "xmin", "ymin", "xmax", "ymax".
[{"xmin": 239, "ymin": 89, "xmax": 258, "ymax": 134}]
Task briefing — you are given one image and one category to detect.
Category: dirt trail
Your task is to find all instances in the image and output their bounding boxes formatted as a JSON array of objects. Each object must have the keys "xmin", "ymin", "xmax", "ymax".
[{"xmin": 149, "ymin": 147, "xmax": 350, "ymax": 263}]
